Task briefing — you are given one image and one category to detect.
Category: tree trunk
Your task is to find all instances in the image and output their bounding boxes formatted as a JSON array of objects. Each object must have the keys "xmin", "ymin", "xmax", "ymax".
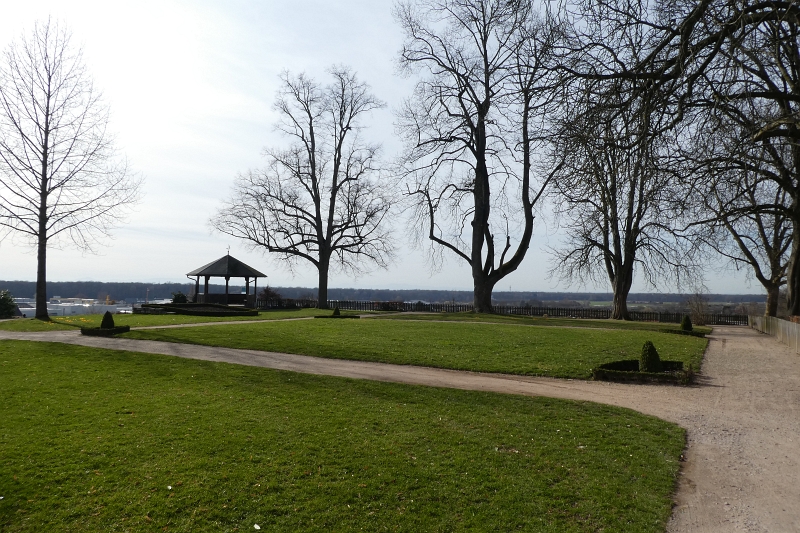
[
  {"xmin": 765, "ymin": 285, "xmax": 780, "ymax": 317},
  {"xmin": 473, "ymin": 275, "xmax": 494, "ymax": 313},
  {"xmin": 610, "ymin": 264, "xmax": 633, "ymax": 320},
  {"xmin": 35, "ymin": 183, "xmax": 49, "ymax": 319},
  {"xmin": 35, "ymin": 232, "xmax": 48, "ymax": 320},
  {"xmin": 610, "ymin": 288, "xmax": 631, "ymax": 320},
  {"xmin": 317, "ymin": 255, "xmax": 330, "ymax": 309},
  {"xmin": 788, "ymin": 228, "xmax": 800, "ymax": 316}
]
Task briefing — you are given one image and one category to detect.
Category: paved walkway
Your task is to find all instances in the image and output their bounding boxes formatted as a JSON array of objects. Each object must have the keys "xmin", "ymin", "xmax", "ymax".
[{"xmin": 1, "ymin": 325, "xmax": 797, "ymax": 532}]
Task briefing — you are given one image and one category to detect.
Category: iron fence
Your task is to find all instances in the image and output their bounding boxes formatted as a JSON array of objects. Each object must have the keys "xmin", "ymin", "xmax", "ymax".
[{"xmin": 255, "ymin": 298, "xmax": 748, "ymax": 325}]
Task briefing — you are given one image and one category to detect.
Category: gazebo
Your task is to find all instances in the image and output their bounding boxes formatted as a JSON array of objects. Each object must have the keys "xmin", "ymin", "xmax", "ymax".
[{"xmin": 186, "ymin": 254, "xmax": 266, "ymax": 307}]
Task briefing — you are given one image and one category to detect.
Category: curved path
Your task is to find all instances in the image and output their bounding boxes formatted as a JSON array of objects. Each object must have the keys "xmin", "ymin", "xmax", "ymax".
[{"xmin": 1, "ymin": 325, "xmax": 797, "ymax": 532}]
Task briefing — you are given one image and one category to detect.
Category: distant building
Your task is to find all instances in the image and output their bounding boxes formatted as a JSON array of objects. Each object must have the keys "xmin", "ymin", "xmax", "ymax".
[{"xmin": 11, "ymin": 296, "xmax": 132, "ymax": 316}]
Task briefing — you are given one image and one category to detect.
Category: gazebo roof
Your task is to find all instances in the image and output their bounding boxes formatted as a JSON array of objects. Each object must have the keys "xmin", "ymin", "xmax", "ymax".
[{"xmin": 187, "ymin": 254, "xmax": 266, "ymax": 278}]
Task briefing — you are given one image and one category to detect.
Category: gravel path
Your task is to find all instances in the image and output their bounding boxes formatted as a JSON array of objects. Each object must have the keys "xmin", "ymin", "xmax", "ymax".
[{"xmin": 1, "ymin": 325, "xmax": 797, "ymax": 532}]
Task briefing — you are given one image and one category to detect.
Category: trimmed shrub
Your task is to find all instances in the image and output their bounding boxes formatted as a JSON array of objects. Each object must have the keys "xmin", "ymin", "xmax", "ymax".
[
  {"xmin": 171, "ymin": 291, "xmax": 188, "ymax": 304},
  {"xmin": 100, "ymin": 310, "xmax": 115, "ymax": 329},
  {"xmin": 640, "ymin": 341, "xmax": 662, "ymax": 373},
  {"xmin": 0, "ymin": 290, "xmax": 16, "ymax": 319},
  {"xmin": 680, "ymin": 315, "xmax": 693, "ymax": 332},
  {"xmin": 332, "ymin": 306, "xmax": 341, "ymax": 316}
]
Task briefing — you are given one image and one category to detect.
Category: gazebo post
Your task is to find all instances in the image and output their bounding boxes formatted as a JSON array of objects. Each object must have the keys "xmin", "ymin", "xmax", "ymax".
[
  {"xmin": 225, "ymin": 276, "xmax": 230, "ymax": 305},
  {"xmin": 194, "ymin": 277, "xmax": 200, "ymax": 303},
  {"xmin": 204, "ymin": 276, "xmax": 210, "ymax": 304}
]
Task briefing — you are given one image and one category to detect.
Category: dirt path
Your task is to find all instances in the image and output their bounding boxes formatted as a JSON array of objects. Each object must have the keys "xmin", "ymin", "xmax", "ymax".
[{"xmin": 1, "ymin": 325, "xmax": 797, "ymax": 532}]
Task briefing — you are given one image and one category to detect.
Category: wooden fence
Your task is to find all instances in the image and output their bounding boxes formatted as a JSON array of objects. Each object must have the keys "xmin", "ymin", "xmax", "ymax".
[
  {"xmin": 255, "ymin": 298, "xmax": 748, "ymax": 325},
  {"xmin": 749, "ymin": 315, "xmax": 800, "ymax": 352}
]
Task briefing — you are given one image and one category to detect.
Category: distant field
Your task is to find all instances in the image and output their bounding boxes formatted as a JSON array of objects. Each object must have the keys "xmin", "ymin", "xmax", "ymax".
[
  {"xmin": 123, "ymin": 318, "xmax": 708, "ymax": 379},
  {"xmin": 0, "ymin": 340, "xmax": 685, "ymax": 532}
]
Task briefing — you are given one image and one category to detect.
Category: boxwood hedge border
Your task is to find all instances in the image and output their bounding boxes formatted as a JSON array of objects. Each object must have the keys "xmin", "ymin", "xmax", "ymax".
[{"xmin": 592, "ymin": 359, "xmax": 694, "ymax": 385}]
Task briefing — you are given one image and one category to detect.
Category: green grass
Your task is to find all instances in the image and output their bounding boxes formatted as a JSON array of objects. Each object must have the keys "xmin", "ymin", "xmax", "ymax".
[
  {"xmin": 0, "ymin": 340, "xmax": 685, "ymax": 532},
  {"xmin": 377, "ymin": 312, "xmax": 713, "ymax": 335},
  {"xmin": 0, "ymin": 309, "xmax": 363, "ymax": 332},
  {"xmin": 0, "ymin": 318, "xmax": 76, "ymax": 332},
  {"xmin": 124, "ymin": 319, "xmax": 707, "ymax": 379}
]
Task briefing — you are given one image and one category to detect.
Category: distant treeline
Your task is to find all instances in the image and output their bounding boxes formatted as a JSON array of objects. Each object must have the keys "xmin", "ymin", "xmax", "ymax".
[
  {"xmin": 0, "ymin": 280, "xmax": 767, "ymax": 304},
  {"xmin": 277, "ymin": 287, "xmax": 767, "ymax": 304}
]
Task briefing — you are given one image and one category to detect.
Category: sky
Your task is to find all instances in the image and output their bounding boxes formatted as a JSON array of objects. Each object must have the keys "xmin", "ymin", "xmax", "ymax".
[{"xmin": 0, "ymin": 0, "xmax": 762, "ymax": 295}]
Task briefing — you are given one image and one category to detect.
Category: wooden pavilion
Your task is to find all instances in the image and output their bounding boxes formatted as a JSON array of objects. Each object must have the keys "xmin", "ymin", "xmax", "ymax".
[{"xmin": 186, "ymin": 254, "xmax": 266, "ymax": 307}]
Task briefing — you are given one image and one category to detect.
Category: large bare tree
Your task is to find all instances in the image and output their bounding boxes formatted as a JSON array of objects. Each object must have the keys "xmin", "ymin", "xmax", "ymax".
[
  {"xmin": 575, "ymin": 0, "xmax": 800, "ymax": 314},
  {"xmin": 682, "ymin": 104, "xmax": 793, "ymax": 317},
  {"xmin": 211, "ymin": 67, "xmax": 394, "ymax": 308},
  {"xmin": 697, "ymin": 177, "xmax": 790, "ymax": 317},
  {"xmin": 0, "ymin": 20, "xmax": 140, "ymax": 319},
  {"xmin": 395, "ymin": 0, "xmax": 565, "ymax": 312},
  {"xmin": 548, "ymin": 78, "xmax": 692, "ymax": 319},
  {"xmin": 547, "ymin": 2, "xmax": 702, "ymax": 319},
  {"xmin": 560, "ymin": 0, "xmax": 800, "ymax": 314}
]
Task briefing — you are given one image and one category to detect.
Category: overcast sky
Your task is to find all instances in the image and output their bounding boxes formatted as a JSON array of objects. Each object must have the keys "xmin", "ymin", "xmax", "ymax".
[{"xmin": 0, "ymin": 0, "xmax": 761, "ymax": 294}]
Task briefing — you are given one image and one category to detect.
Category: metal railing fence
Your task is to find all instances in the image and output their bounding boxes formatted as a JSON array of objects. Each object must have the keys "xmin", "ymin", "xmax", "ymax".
[
  {"xmin": 749, "ymin": 315, "xmax": 800, "ymax": 353},
  {"xmin": 255, "ymin": 298, "xmax": 748, "ymax": 325}
]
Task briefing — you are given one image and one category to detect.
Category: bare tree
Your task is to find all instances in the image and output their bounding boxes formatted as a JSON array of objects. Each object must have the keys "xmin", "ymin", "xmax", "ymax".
[
  {"xmin": 211, "ymin": 67, "xmax": 394, "ymax": 308},
  {"xmin": 548, "ymin": 74, "xmax": 692, "ymax": 319},
  {"xmin": 701, "ymin": 180, "xmax": 790, "ymax": 317},
  {"xmin": 582, "ymin": 0, "xmax": 800, "ymax": 314},
  {"xmin": 0, "ymin": 20, "xmax": 141, "ymax": 319},
  {"xmin": 562, "ymin": 0, "xmax": 800, "ymax": 315},
  {"xmin": 395, "ymin": 0, "xmax": 565, "ymax": 312},
  {"xmin": 683, "ymin": 114, "xmax": 792, "ymax": 317},
  {"xmin": 644, "ymin": 0, "xmax": 800, "ymax": 315}
]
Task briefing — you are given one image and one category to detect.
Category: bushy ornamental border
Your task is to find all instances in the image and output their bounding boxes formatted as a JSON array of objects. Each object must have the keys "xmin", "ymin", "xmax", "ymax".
[
  {"xmin": 592, "ymin": 359, "xmax": 694, "ymax": 386},
  {"xmin": 80, "ymin": 326, "xmax": 131, "ymax": 337},
  {"xmin": 661, "ymin": 329, "xmax": 707, "ymax": 339},
  {"xmin": 141, "ymin": 303, "xmax": 258, "ymax": 317}
]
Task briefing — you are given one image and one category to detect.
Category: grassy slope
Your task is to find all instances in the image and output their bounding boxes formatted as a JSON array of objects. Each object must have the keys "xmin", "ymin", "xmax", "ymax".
[
  {"xmin": 124, "ymin": 319, "xmax": 707, "ymax": 379},
  {"xmin": 0, "ymin": 340, "xmax": 684, "ymax": 532}
]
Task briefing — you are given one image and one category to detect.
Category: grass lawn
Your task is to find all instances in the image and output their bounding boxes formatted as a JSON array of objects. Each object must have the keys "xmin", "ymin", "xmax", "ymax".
[
  {"xmin": 0, "ymin": 309, "xmax": 364, "ymax": 332},
  {"xmin": 375, "ymin": 312, "xmax": 713, "ymax": 335},
  {"xmin": 0, "ymin": 340, "xmax": 685, "ymax": 532},
  {"xmin": 123, "ymin": 319, "xmax": 708, "ymax": 379}
]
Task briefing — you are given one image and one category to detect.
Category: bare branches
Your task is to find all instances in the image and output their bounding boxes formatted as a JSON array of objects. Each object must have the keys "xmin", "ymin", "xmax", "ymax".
[
  {"xmin": 0, "ymin": 19, "xmax": 141, "ymax": 318},
  {"xmin": 211, "ymin": 67, "xmax": 394, "ymax": 306},
  {"xmin": 395, "ymin": 0, "xmax": 565, "ymax": 311}
]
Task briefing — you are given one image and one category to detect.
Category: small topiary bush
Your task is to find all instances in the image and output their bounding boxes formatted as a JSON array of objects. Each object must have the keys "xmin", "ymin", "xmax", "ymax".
[
  {"xmin": 332, "ymin": 306, "xmax": 341, "ymax": 316},
  {"xmin": 0, "ymin": 290, "xmax": 16, "ymax": 319},
  {"xmin": 172, "ymin": 291, "xmax": 188, "ymax": 304},
  {"xmin": 680, "ymin": 315, "xmax": 693, "ymax": 332},
  {"xmin": 100, "ymin": 310, "xmax": 115, "ymax": 329},
  {"xmin": 640, "ymin": 341, "xmax": 662, "ymax": 373}
]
